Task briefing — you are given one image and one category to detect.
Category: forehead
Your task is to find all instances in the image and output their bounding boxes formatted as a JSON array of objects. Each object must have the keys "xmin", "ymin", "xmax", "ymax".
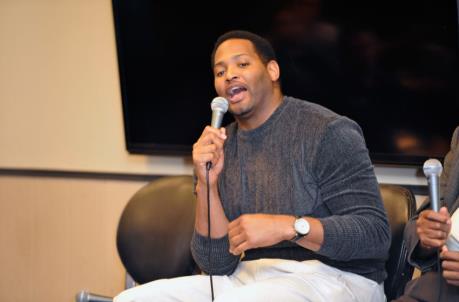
[{"xmin": 214, "ymin": 39, "xmax": 259, "ymax": 65}]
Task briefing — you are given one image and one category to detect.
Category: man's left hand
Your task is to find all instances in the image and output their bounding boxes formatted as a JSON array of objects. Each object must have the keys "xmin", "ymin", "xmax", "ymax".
[
  {"xmin": 440, "ymin": 245, "xmax": 459, "ymax": 287},
  {"xmin": 227, "ymin": 214, "xmax": 295, "ymax": 255}
]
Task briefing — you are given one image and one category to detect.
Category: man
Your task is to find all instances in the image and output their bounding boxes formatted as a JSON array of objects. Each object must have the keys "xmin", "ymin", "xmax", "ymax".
[
  {"xmin": 115, "ymin": 30, "xmax": 390, "ymax": 302},
  {"xmin": 394, "ymin": 126, "xmax": 459, "ymax": 302}
]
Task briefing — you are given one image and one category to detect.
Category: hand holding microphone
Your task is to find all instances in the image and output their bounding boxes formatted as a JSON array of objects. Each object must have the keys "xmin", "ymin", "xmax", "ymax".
[
  {"xmin": 207, "ymin": 97, "xmax": 229, "ymax": 170},
  {"xmin": 192, "ymin": 97, "xmax": 228, "ymax": 183},
  {"xmin": 417, "ymin": 159, "xmax": 451, "ymax": 250}
]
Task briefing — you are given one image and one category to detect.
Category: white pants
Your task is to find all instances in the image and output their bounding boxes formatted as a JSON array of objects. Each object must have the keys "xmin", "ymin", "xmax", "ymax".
[{"xmin": 114, "ymin": 259, "xmax": 385, "ymax": 302}]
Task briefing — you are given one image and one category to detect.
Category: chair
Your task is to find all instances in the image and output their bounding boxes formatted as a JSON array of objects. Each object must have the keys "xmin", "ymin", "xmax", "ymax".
[
  {"xmin": 76, "ymin": 175, "xmax": 198, "ymax": 302},
  {"xmin": 116, "ymin": 175, "xmax": 198, "ymax": 283},
  {"xmin": 76, "ymin": 179, "xmax": 416, "ymax": 301},
  {"xmin": 379, "ymin": 184, "xmax": 417, "ymax": 301}
]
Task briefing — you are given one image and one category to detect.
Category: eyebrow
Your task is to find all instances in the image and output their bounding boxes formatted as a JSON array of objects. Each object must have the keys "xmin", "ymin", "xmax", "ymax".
[{"xmin": 214, "ymin": 53, "xmax": 249, "ymax": 68}]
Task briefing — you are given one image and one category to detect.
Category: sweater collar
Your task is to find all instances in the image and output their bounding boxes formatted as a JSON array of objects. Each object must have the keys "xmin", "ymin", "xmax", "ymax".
[{"xmin": 236, "ymin": 96, "xmax": 290, "ymax": 140}]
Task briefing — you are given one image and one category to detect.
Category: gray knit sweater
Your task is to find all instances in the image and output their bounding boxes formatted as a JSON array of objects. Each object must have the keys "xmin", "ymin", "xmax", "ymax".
[{"xmin": 191, "ymin": 96, "xmax": 391, "ymax": 283}]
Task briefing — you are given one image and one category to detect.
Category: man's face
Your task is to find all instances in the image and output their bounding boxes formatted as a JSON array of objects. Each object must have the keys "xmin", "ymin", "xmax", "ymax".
[{"xmin": 213, "ymin": 39, "xmax": 277, "ymax": 121}]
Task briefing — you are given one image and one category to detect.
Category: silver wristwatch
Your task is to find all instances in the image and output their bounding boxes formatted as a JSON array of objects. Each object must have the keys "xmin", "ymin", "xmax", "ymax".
[{"xmin": 291, "ymin": 216, "xmax": 310, "ymax": 242}]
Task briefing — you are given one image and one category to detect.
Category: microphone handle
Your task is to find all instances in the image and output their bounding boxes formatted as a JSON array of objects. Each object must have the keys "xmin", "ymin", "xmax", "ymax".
[
  {"xmin": 207, "ymin": 110, "xmax": 225, "ymax": 171},
  {"xmin": 211, "ymin": 110, "xmax": 225, "ymax": 128},
  {"xmin": 429, "ymin": 175, "xmax": 440, "ymax": 212}
]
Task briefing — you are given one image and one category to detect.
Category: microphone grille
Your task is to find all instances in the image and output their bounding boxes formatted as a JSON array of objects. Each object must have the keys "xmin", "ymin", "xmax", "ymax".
[
  {"xmin": 75, "ymin": 290, "xmax": 88, "ymax": 302},
  {"xmin": 423, "ymin": 158, "xmax": 443, "ymax": 177},
  {"xmin": 211, "ymin": 97, "xmax": 229, "ymax": 113}
]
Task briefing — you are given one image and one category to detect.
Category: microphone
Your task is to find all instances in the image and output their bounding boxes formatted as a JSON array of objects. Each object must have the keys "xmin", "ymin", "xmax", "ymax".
[
  {"xmin": 75, "ymin": 291, "xmax": 112, "ymax": 302},
  {"xmin": 423, "ymin": 158, "xmax": 443, "ymax": 212},
  {"xmin": 207, "ymin": 97, "xmax": 228, "ymax": 170},
  {"xmin": 423, "ymin": 159, "xmax": 459, "ymax": 252},
  {"xmin": 210, "ymin": 97, "xmax": 229, "ymax": 128}
]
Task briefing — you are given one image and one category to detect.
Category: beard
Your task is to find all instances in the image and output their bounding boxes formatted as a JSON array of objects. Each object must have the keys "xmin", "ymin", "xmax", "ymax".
[{"xmin": 228, "ymin": 103, "xmax": 253, "ymax": 119}]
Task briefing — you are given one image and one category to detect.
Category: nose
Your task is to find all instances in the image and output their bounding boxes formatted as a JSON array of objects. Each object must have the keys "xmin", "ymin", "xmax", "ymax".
[{"xmin": 225, "ymin": 66, "xmax": 239, "ymax": 82}]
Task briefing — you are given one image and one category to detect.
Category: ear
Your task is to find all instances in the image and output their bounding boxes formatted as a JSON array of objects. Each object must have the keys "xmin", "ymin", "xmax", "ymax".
[{"xmin": 267, "ymin": 60, "xmax": 280, "ymax": 82}]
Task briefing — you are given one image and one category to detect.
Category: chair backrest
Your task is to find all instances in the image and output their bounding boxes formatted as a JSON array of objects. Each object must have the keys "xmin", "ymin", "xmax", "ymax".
[
  {"xmin": 379, "ymin": 184, "xmax": 416, "ymax": 301},
  {"xmin": 116, "ymin": 176, "xmax": 198, "ymax": 284}
]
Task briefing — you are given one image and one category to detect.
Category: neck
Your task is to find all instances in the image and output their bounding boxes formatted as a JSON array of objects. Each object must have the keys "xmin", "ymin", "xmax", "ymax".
[{"xmin": 237, "ymin": 90, "xmax": 283, "ymax": 130}]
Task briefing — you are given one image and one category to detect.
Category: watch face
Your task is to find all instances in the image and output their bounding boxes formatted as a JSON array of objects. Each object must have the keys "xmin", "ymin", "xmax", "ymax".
[{"xmin": 294, "ymin": 218, "xmax": 310, "ymax": 235}]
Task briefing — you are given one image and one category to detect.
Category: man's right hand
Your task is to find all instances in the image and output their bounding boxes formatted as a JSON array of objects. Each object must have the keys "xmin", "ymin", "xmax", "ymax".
[
  {"xmin": 192, "ymin": 126, "xmax": 230, "ymax": 238},
  {"xmin": 192, "ymin": 126, "xmax": 227, "ymax": 186},
  {"xmin": 417, "ymin": 206, "xmax": 452, "ymax": 249}
]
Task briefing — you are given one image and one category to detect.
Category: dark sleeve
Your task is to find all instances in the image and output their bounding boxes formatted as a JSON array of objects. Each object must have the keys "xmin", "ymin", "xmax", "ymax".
[
  {"xmin": 313, "ymin": 117, "xmax": 391, "ymax": 261},
  {"xmin": 442, "ymin": 126, "xmax": 459, "ymax": 210},
  {"xmin": 190, "ymin": 231, "xmax": 240, "ymax": 275},
  {"xmin": 404, "ymin": 214, "xmax": 438, "ymax": 272}
]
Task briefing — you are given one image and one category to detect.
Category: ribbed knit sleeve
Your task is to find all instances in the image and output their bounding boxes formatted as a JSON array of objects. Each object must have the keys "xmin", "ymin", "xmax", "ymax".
[
  {"xmin": 190, "ymin": 230, "xmax": 240, "ymax": 275},
  {"xmin": 314, "ymin": 118, "xmax": 391, "ymax": 260}
]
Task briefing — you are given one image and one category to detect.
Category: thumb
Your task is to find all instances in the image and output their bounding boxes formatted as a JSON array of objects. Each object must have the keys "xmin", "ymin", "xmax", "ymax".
[
  {"xmin": 219, "ymin": 127, "xmax": 227, "ymax": 139},
  {"xmin": 439, "ymin": 207, "xmax": 452, "ymax": 223}
]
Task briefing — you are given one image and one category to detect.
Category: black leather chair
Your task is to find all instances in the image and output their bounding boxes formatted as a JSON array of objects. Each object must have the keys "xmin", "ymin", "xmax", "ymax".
[
  {"xmin": 76, "ymin": 176, "xmax": 198, "ymax": 302},
  {"xmin": 116, "ymin": 175, "xmax": 198, "ymax": 283},
  {"xmin": 76, "ymin": 177, "xmax": 416, "ymax": 302},
  {"xmin": 379, "ymin": 184, "xmax": 416, "ymax": 301}
]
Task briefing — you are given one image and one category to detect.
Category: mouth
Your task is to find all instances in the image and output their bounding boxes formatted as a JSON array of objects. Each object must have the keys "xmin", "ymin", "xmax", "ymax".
[{"xmin": 226, "ymin": 85, "xmax": 248, "ymax": 102}]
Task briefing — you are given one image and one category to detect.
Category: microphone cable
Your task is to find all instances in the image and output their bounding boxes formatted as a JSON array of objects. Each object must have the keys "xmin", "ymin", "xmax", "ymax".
[
  {"xmin": 435, "ymin": 249, "xmax": 442, "ymax": 302},
  {"xmin": 206, "ymin": 163, "xmax": 215, "ymax": 301},
  {"xmin": 435, "ymin": 198, "xmax": 446, "ymax": 302}
]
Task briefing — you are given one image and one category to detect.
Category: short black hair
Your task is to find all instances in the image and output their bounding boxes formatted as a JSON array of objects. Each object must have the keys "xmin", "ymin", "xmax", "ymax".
[{"xmin": 211, "ymin": 30, "xmax": 277, "ymax": 67}]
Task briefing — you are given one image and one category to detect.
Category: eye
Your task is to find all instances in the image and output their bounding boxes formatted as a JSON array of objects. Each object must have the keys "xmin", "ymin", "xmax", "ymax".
[
  {"xmin": 239, "ymin": 62, "xmax": 249, "ymax": 68},
  {"xmin": 215, "ymin": 70, "xmax": 225, "ymax": 77}
]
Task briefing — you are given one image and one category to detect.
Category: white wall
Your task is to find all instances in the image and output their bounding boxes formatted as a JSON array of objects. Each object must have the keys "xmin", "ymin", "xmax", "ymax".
[
  {"xmin": 375, "ymin": 165, "xmax": 425, "ymax": 186},
  {"xmin": 0, "ymin": 0, "xmax": 426, "ymax": 185},
  {"xmin": 0, "ymin": 0, "xmax": 193, "ymax": 176}
]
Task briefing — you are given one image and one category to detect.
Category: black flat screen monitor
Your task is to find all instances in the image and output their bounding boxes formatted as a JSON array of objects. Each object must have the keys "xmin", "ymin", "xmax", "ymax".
[{"xmin": 112, "ymin": 0, "xmax": 459, "ymax": 165}]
